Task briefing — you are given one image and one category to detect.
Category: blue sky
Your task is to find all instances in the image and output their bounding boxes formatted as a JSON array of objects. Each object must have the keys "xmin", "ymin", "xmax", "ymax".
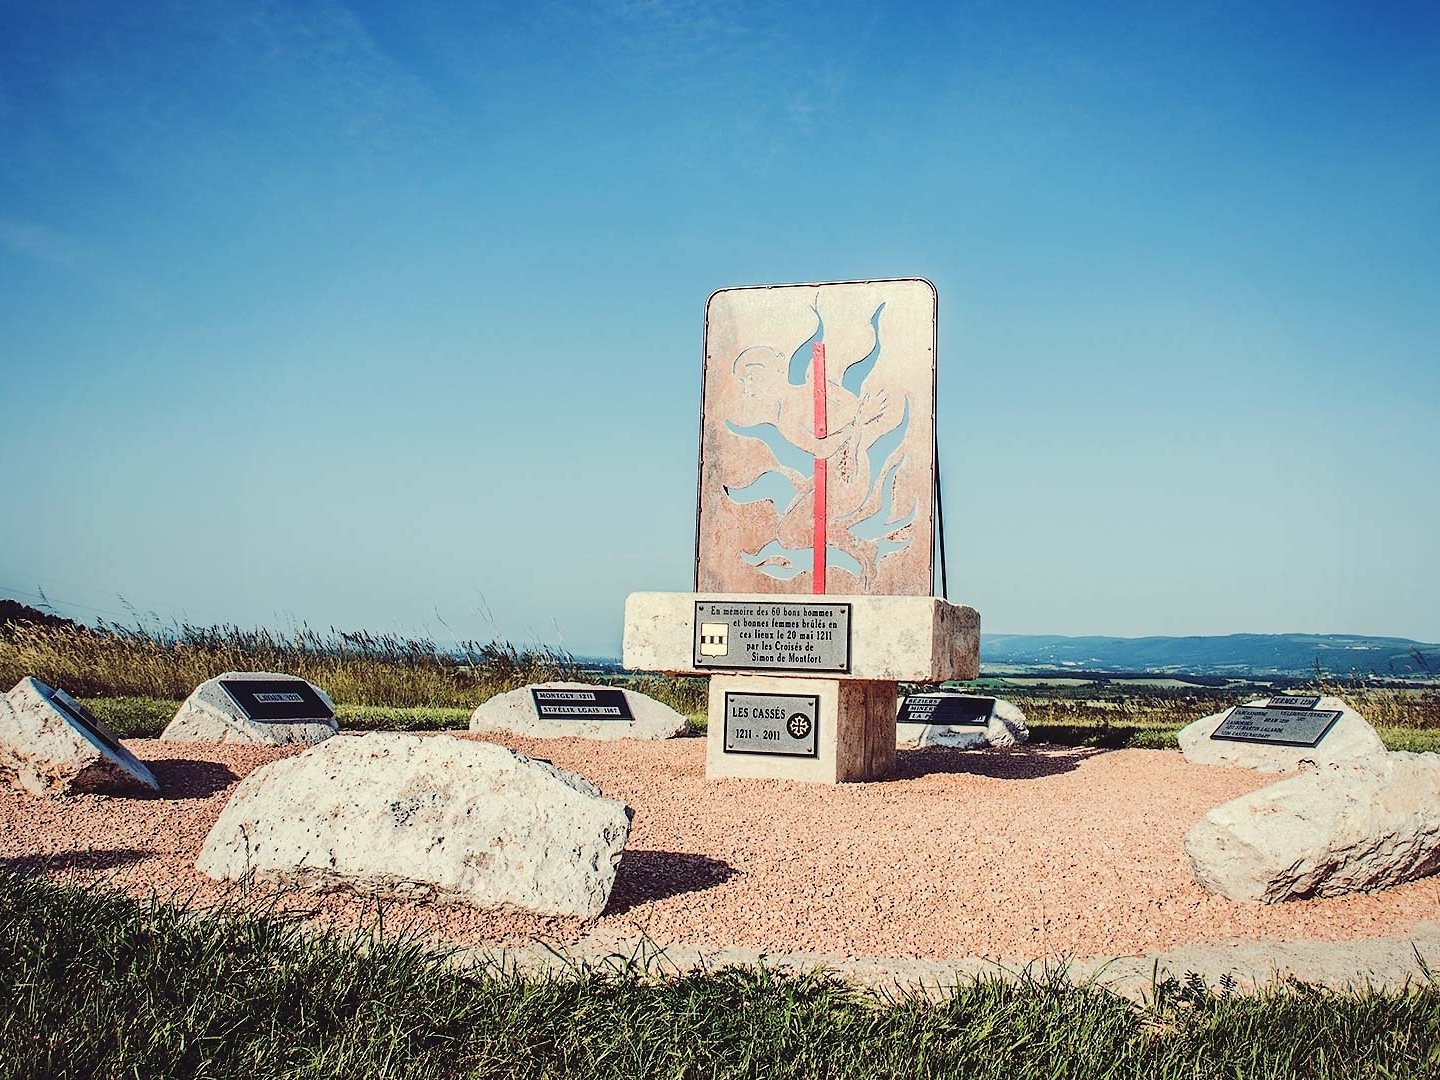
[{"xmin": 2, "ymin": 1, "xmax": 1437, "ymax": 655}]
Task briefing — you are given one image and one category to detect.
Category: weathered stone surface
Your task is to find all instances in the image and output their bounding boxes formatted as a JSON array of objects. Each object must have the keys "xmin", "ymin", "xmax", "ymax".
[
  {"xmin": 1177, "ymin": 696, "xmax": 1382, "ymax": 773},
  {"xmin": 897, "ymin": 698, "xmax": 1030, "ymax": 750},
  {"xmin": 161, "ymin": 671, "xmax": 337, "ymax": 746},
  {"xmin": 706, "ymin": 674, "xmax": 896, "ymax": 784},
  {"xmin": 197, "ymin": 732, "xmax": 632, "ymax": 917},
  {"xmin": 470, "ymin": 682, "xmax": 687, "ymax": 741},
  {"xmin": 1, "ymin": 677, "xmax": 159, "ymax": 796},
  {"xmin": 1186, "ymin": 752, "xmax": 1440, "ymax": 903},
  {"xmin": 623, "ymin": 592, "xmax": 980, "ymax": 681}
]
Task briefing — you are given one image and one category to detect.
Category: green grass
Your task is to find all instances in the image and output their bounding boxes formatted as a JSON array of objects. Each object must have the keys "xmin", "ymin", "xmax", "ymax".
[
  {"xmin": 81, "ymin": 697, "xmax": 1440, "ymax": 754},
  {"xmin": 85, "ymin": 696, "xmax": 180, "ymax": 737},
  {"xmin": 2, "ymin": 871, "xmax": 1438, "ymax": 1080},
  {"xmin": 9, "ymin": 618, "xmax": 1436, "ymax": 745},
  {"xmin": 0, "ymin": 621, "xmax": 603, "ymax": 709},
  {"xmin": 337, "ymin": 703, "xmax": 473, "ymax": 731},
  {"xmin": 1375, "ymin": 726, "xmax": 1440, "ymax": 754}
]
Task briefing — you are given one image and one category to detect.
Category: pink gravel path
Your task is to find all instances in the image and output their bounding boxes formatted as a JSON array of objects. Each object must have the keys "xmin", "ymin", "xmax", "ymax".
[{"xmin": 2, "ymin": 733, "xmax": 1436, "ymax": 961}]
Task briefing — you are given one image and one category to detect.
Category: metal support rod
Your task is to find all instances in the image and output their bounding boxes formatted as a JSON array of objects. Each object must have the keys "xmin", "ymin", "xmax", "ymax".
[{"xmin": 812, "ymin": 341, "xmax": 828, "ymax": 594}]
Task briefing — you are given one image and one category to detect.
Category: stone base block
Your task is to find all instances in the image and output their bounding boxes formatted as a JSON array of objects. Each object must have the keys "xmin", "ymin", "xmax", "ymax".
[
  {"xmin": 706, "ymin": 674, "xmax": 896, "ymax": 784},
  {"xmin": 624, "ymin": 592, "xmax": 979, "ymax": 681}
]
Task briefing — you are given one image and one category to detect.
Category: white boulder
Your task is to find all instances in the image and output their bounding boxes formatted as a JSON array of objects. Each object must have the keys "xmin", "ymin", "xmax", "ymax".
[
  {"xmin": 161, "ymin": 671, "xmax": 337, "ymax": 746},
  {"xmin": 1186, "ymin": 751, "xmax": 1440, "ymax": 903},
  {"xmin": 0, "ymin": 677, "xmax": 159, "ymax": 796},
  {"xmin": 197, "ymin": 732, "xmax": 632, "ymax": 917},
  {"xmin": 1177, "ymin": 695, "xmax": 1382, "ymax": 773},
  {"xmin": 470, "ymin": 682, "xmax": 687, "ymax": 741},
  {"xmin": 898, "ymin": 697, "xmax": 1029, "ymax": 750}
]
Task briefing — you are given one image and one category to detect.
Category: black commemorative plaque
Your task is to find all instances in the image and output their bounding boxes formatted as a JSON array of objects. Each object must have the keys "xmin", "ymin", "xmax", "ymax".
[
  {"xmin": 897, "ymin": 693, "xmax": 995, "ymax": 726},
  {"xmin": 1266, "ymin": 694, "xmax": 1320, "ymax": 710},
  {"xmin": 45, "ymin": 686, "xmax": 128, "ymax": 756},
  {"xmin": 723, "ymin": 692, "xmax": 819, "ymax": 757},
  {"xmin": 693, "ymin": 600, "xmax": 851, "ymax": 673},
  {"xmin": 219, "ymin": 678, "xmax": 334, "ymax": 723},
  {"xmin": 529, "ymin": 687, "xmax": 634, "ymax": 721},
  {"xmin": 1211, "ymin": 704, "xmax": 1343, "ymax": 748}
]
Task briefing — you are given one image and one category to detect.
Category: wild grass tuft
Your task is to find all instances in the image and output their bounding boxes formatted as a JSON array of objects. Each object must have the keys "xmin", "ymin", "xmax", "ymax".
[
  {"xmin": 2, "ymin": 871, "xmax": 1439, "ymax": 1079},
  {"xmin": 0, "ymin": 621, "xmax": 582, "ymax": 710},
  {"xmin": 0, "ymin": 620, "xmax": 708, "ymax": 718}
]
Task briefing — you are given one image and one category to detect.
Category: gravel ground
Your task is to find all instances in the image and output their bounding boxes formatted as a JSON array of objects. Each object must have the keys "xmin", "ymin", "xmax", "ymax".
[{"xmin": 3, "ymin": 732, "xmax": 1438, "ymax": 965}]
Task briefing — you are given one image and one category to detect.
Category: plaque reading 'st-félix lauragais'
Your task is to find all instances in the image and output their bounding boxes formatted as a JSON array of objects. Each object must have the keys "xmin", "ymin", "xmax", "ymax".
[
  {"xmin": 698, "ymin": 279, "xmax": 936, "ymax": 596},
  {"xmin": 529, "ymin": 687, "xmax": 635, "ymax": 722},
  {"xmin": 219, "ymin": 678, "xmax": 334, "ymax": 724}
]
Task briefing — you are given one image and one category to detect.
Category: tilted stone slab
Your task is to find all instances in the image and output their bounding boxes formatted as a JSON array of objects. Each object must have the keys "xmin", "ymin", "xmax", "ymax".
[
  {"xmin": 1177, "ymin": 696, "xmax": 1383, "ymax": 773},
  {"xmin": 197, "ymin": 732, "xmax": 633, "ymax": 917},
  {"xmin": 470, "ymin": 682, "xmax": 688, "ymax": 741},
  {"xmin": 1, "ymin": 677, "xmax": 159, "ymax": 796},
  {"xmin": 161, "ymin": 671, "xmax": 338, "ymax": 746},
  {"xmin": 898, "ymin": 698, "xmax": 1030, "ymax": 750},
  {"xmin": 1186, "ymin": 751, "xmax": 1440, "ymax": 903}
]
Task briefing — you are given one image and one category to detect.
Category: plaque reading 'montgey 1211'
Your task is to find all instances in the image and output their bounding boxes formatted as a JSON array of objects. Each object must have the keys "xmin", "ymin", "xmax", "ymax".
[
  {"xmin": 693, "ymin": 600, "xmax": 851, "ymax": 673},
  {"xmin": 529, "ymin": 688, "xmax": 635, "ymax": 722},
  {"xmin": 1211, "ymin": 703, "xmax": 1343, "ymax": 748}
]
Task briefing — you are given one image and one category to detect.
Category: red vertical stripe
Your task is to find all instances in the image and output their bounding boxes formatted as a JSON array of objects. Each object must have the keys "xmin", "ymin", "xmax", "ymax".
[{"xmin": 812, "ymin": 342, "xmax": 827, "ymax": 595}]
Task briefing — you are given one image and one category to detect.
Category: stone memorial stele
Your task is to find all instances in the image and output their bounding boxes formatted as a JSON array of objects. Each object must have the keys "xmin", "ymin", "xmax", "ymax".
[
  {"xmin": 895, "ymin": 693, "xmax": 1030, "ymax": 750},
  {"xmin": 469, "ymin": 681, "xmax": 688, "ymax": 741},
  {"xmin": 1177, "ymin": 694, "xmax": 1383, "ymax": 773},
  {"xmin": 160, "ymin": 670, "xmax": 338, "ymax": 746},
  {"xmin": 623, "ymin": 279, "xmax": 980, "ymax": 783},
  {"xmin": 1, "ymin": 676, "xmax": 159, "ymax": 796}
]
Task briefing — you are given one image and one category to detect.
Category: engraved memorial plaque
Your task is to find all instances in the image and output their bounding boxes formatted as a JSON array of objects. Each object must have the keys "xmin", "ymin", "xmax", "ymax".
[
  {"xmin": 529, "ymin": 687, "xmax": 635, "ymax": 721},
  {"xmin": 723, "ymin": 691, "xmax": 819, "ymax": 756},
  {"xmin": 1211, "ymin": 704, "xmax": 1343, "ymax": 748},
  {"xmin": 698, "ymin": 279, "xmax": 937, "ymax": 596},
  {"xmin": 219, "ymin": 678, "xmax": 334, "ymax": 723},
  {"xmin": 692, "ymin": 600, "xmax": 851, "ymax": 672},
  {"xmin": 44, "ymin": 685, "xmax": 130, "ymax": 757},
  {"xmin": 1266, "ymin": 694, "xmax": 1320, "ymax": 710},
  {"xmin": 897, "ymin": 693, "xmax": 994, "ymax": 726}
]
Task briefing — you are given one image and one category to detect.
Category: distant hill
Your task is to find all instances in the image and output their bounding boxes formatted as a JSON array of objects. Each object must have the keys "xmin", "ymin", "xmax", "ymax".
[
  {"xmin": 981, "ymin": 633, "xmax": 1439, "ymax": 678},
  {"xmin": 0, "ymin": 600, "xmax": 79, "ymax": 632}
]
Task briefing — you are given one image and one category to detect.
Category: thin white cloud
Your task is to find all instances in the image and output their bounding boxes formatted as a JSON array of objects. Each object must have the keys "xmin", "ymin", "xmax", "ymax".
[
  {"xmin": 0, "ymin": 217, "xmax": 163, "ymax": 314},
  {"xmin": 0, "ymin": 219, "xmax": 87, "ymax": 274}
]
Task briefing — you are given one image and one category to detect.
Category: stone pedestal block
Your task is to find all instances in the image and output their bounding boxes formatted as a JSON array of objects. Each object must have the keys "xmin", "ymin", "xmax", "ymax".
[
  {"xmin": 705, "ymin": 674, "xmax": 896, "ymax": 784},
  {"xmin": 623, "ymin": 592, "xmax": 979, "ymax": 681}
]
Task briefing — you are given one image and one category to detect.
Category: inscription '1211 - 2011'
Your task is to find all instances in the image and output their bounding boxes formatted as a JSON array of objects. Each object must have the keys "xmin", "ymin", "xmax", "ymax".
[{"xmin": 693, "ymin": 601, "xmax": 851, "ymax": 672}]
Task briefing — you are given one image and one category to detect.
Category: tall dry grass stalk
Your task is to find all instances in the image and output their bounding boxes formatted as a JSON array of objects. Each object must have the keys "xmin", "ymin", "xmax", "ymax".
[{"xmin": 0, "ymin": 621, "xmax": 585, "ymax": 708}]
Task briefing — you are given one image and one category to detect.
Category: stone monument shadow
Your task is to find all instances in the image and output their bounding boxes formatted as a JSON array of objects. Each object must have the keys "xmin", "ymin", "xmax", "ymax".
[
  {"xmin": 604, "ymin": 850, "xmax": 736, "ymax": 916},
  {"xmin": 3, "ymin": 847, "xmax": 150, "ymax": 874},
  {"xmin": 893, "ymin": 745, "xmax": 1110, "ymax": 781},
  {"xmin": 144, "ymin": 759, "xmax": 240, "ymax": 799}
]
